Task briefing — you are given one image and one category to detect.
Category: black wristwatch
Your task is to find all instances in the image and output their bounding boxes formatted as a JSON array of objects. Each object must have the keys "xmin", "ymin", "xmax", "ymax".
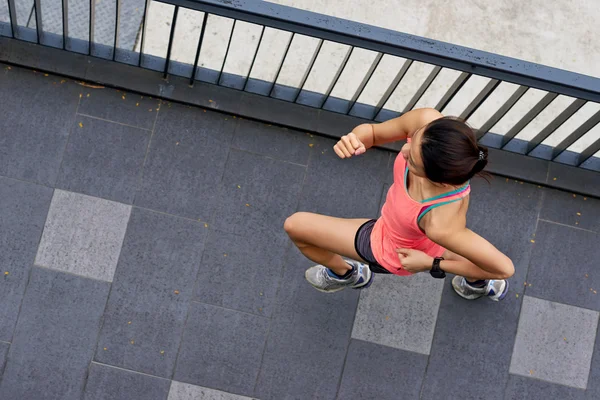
[{"xmin": 430, "ymin": 257, "xmax": 446, "ymax": 279}]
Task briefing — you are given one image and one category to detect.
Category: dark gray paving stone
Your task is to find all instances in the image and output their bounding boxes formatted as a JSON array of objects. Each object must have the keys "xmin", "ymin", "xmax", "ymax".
[
  {"xmin": 547, "ymin": 162, "xmax": 600, "ymax": 199},
  {"xmin": 467, "ymin": 177, "xmax": 543, "ymax": 293},
  {"xmin": 134, "ymin": 104, "xmax": 236, "ymax": 220},
  {"xmin": 211, "ymin": 149, "xmax": 305, "ymax": 239},
  {"xmin": 56, "ymin": 116, "xmax": 151, "ymax": 203},
  {"xmin": 83, "ymin": 362, "xmax": 171, "ymax": 400},
  {"xmin": 193, "ymin": 229, "xmax": 288, "ymax": 317},
  {"xmin": 338, "ymin": 339, "xmax": 428, "ymax": 400},
  {"xmin": 540, "ymin": 188, "xmax": 600, "ymax": 233},
  {"xmin": 231, "ymin": 118, "xmax": 313, "ymax": 165},
  {"xmin": 504, "ymin": 375, "xmax": 585, "ymax": 400},
  {"xmin": 421, "ymin": 280, "xmax": 522, "ymax": 400},
  {"xmin": 0, "ymin": 267, "xmax": 110, "ymax": 400},
  {"xmin": 526, "ymin": 221, "xmax": 600, "ymax": 310},
  {"xmin": 0, "ymin": 66, "xmax": 79, "ymax": 185},
  {"xmin": 168, "ymin": 381, "xmax": 255, "ymax": 400},
  {"xmin": 174, "ymin": 302, "xmax": 269, "ymax": 397},
  {"xmin": 299, "ymin": 136, "xmax": 389, "ymax": 218},
  {"xmin": 255, "ymin": 246, "xmax": 359, "ymax": 400},
  {"xmin": 95, "ymin": 208, "xmax": 207, "ymax": 378},
  {"xmin": 0, "ymin": 177, "xmax": 52, "ymax": 342},
  {"xmin": 78, "ymin": 87, "xmax": 160, "ymax": 130},
  {"xmin": 0, "ymin": 342, "xmax": 9, "ymax": 378}
]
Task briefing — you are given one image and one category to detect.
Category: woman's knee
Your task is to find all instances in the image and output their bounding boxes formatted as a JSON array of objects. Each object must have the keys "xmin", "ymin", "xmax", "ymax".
[{"xmin": 284, "ymin": 212, "xmax": 310, "ymax": 241}]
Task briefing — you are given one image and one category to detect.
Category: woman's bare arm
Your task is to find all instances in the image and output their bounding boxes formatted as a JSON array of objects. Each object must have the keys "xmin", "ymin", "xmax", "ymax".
[{"xmin": 348, "ymin": 108, "xmax": 443, "ymax": 150}]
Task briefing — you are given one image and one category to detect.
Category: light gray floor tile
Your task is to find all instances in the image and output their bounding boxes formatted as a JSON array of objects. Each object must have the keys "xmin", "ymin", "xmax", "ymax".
[
  {"xmin": 510, "ymin": 296, "xmax": 599, "ymax": 389},
  {"xmin": 168, "ymin": 381, "xmax": 255, "ymax": 400},
  {"xmin": 35, "ymin": 190, "xmax": 131, "ymax": 282},
  {"xmin": 352, "ymin": 273, "xmax": 443, "ymax": 355}
]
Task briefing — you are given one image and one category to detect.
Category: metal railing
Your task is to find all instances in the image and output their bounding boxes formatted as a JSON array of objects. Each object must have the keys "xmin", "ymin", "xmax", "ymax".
[{"xmin": 1, "ymin": 0, "xmax": 599, "ymax": 171}]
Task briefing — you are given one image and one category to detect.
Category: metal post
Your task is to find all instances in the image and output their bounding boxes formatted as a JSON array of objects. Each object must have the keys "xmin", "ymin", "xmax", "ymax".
[
  {"xmin": 89, "ymin": 0, "xmax": 95, "ymax": 54},
  {"xmin": 292, "ymin": 38, "xmax": 323, "ymax": 103},
  {"xmin": 372, "ymin": 59, "xmax": 413, "ymax": 119},
  {"xmin": 476, "ymin": 86, "xmax": 528, "ymax": 139},
  {"xmin": 435, "ymin": 72, "xmax": 471, "ymax": 112},
  {"xmin": 7, "ymin": 0, "xmax": 17, "ymax": 38},
  {"xmin": 163, "ymin": 6, "xmax": 179, "ymax": 78},
  {"xmin": 113, "ymin": 0, "xmax": 120, "ymax": 60},
  {"xmin": 217, "ymin": 19, "xmax": 236, "ymax": 85},
  {"xmin": 268, "ymin": 32, "xmax": 295, "ymax": 97},
  {"xmin": 62, "ymin": 0, "xmax": 68, "ymax": 49},
  {"xmin": 242, "ymin": 25, "xmax": 266, "ymax": 91},
  {"xmin": 500, "ymin": 92, "xmax": 558, "ymax": 147},
  {"xmin": 138, "ymin": 0, "xmax": 149, "ymax": 66},
  {"xmin": 459, "ymin": 79, "xmax": 501, "ymax": 121},
  {"xmin": 34, "ymin": 0, "xmax": 43, "ymax": 44},
  {"xmin": 403, "ymin": 66, "xmax": 442, "ymax": 113},
  {"xmin": 318, "ymin": 46, "xmax": 353, "ymax": 108},
  {"xmin": 346, "ymin": 52, "xmax": 384, "ymax": 114},
  {"xmin": 190, "ymin": 12, "xmax": 209, "ymax": 85}
]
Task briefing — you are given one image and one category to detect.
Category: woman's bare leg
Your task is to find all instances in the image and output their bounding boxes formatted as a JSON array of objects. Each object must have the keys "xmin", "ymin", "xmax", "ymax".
[{"xmin": 284, "ymin": 212, "xmax": 370, "ymax": 276}]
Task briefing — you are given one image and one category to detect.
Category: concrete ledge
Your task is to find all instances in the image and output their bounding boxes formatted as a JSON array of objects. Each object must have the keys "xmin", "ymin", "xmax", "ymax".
[{"xmin": 1, "ymin": 37, "xmax": 598, "ymax": 198}]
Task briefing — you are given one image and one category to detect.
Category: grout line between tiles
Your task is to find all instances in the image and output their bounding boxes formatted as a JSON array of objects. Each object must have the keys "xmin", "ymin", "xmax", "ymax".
[
  {"xmin": 131, "ymin": 99, "xmax": 162, "ymax": 206},
  {"xmin": 537, "ymin": 218, "xmax": 597, "ymax": 233},
  {"xmin": 76, "ymin": 113, "xmax": 154, "ymax": 131}
]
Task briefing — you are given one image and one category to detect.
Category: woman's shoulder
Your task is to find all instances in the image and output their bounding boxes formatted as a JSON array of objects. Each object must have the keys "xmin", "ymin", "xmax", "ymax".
[{"xmin": 420, "ymin": 195, "xmax": 470, "ymax": 236}]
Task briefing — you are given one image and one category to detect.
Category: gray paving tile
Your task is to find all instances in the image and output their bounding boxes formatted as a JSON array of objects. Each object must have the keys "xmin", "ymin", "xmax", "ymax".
[
  {"xmin": 0, "ymin": 177, "xmax": 52, "ymax": 342},
  {"xmin": 83, "ymin": 362, "xmax": 171, "ymax": 400},
  {"xmin": 211, "ymin": 149, "xmax": 305, "ymax": 239},
  {"xmin": 0, "ymin": 342, "xmax": 8, "ymax": 378},
  {"xmin": 95, "ymin": 208, "xmax": 207, "ymax": 378},
  {"xmin": 526, "ymin": 221, "xmax": 600, "ymax": 310},
  {"xmin": 351, "ymin": 272, "xmax": 443, "ymax": 355},
  {"xmin": 168, "ymin": 381, "xmax": 255, "ymax": 400},
  {"xmin": 174, "ymin": 303, "xmax": 269, "ymax": 397},
  {"xmin": 193, "ymin": 229, "xmax": 288, "ymax": 317},
  {"xmin": 78, "ymin": 87, "xmax": 160, "ymax": 130},
  {"xmin": 255, "ymin": 246, "xmax": 358, "ymax": 400},
  {"xmin": 504, "ymin": 375, "xmax": 585, "ymax": 400},
  {"xmin": 134, "ymin": 104, "xmax": 235, "ymax": 220},
  {"xmin": 467, "ymin": 177, "xmax": 544, "ymax": 293},
  {"xmin": 0, "ymin": 267, "xmax": 110, "ymax": 400},
  {"xmin": 231, "ymin": 119, "xmax": 314, "ymax": 165},
  {"xmin": 540, "ymin": 188, "xmax": 600, "ymax": 232},
  {"xmin": 0, "ymin": 66, "xmax": 79, "ymax": 185},
  {"xmin": 421, "ymin": 281, "xmax": 522, "ymax": 400},
  {"xmin": 509, "ymin": 296, "xmax": 598, "ymax": 389},
  {"xmin": 299, "ymin": 136, "xmax": 388, "ymax": 218},
  {"xmin": 338, "ymin": 339, "xmax": 428, "ymax": 400},
  {"xmin": 35, "ymin": 190, "xmax": 131, "ymax": 282},
  {"xmin": 584, "ymin": 315, "xmax": 600, "ymax": 399},
  {"xmin": 56, "ymin": 116, "xmax": 151, "ymax": 204}
]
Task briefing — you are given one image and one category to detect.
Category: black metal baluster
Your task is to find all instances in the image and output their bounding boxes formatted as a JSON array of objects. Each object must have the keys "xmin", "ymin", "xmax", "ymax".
[
  {"xmin": 7, "ymin": 0, "xmax": 17, "ymax": 38},
  {"xmin": 33, "ymin": 0, "xmax": 42, "ymax": 44},
  {"xmin": 459, "ymin": 79, "xmax": 501, "ymax": 121},
  {"xmin": 402, "ymin": 65, "xmax": 441, "ymax": 113},
  {"xmin": 526, "ymin": 98, "xmax": 586, "ymax": 154},
  {"xmin": 138, "ymin": 0, "xmax": 149, "ymax": 66},
  {"xmin": 163, "ymin": 6, "xmax": 179, "ymax": 78},
  {"xmin": 88, "ymin": 0, "xmax": 94, "ymax": 54},
  {"xmin": 500, "ymin": 92, "xmax": 558, "ymax": 147},
  {"xmin": 476, "ymin": 85, "xmax": 528, "ymax": 139},
  {"xmin": 292, "ymin": 38, "xmax": 323, "ymax": 103},
  {"xmin": 112, "ymin": 0, "xmax": 120, "ymax": 60},
  {"xmin": 268, "ymin": 32, "xmax": 295, "ymax": 97},
  {"xmin": 346, "ymin": 52, "xmax": 383, "ymax": 114},
  {"xmin": 577, "ymin": 137, "xmax": 600, "ymax": 166},
  {"xmin": 434, "ymin": 72, "xmax": 471, "ymax": 112},
  {"xmin": 551, "ymin": 110, "xmax": 600, "ymax": 159},
  {"xmin": 319, "ymin": 46, "xmax": 353, "ymax": 108},
  {"xmin": 217, "ymin": 19, "xmax": 236, "ymax": 85},
  {"xmin": 242, "ymin": 25, "xmax": 266, "ymax": 91},
  {"xmin": 372, "ymin": 59, "xmax": 412, "ymax": 120},
  {"xmin": 61, "ymin": 0, "xmax": 68, "ymax": 49},
  {"xmin": 189, "ymin": 12, "xmax": 209, "ymax": 85}
]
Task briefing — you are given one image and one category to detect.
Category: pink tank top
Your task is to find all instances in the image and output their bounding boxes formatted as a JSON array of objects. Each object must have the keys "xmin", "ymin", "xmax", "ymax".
[{"xmin": 370, "ymin": 151, "xmax": 470, "ymax": 276}]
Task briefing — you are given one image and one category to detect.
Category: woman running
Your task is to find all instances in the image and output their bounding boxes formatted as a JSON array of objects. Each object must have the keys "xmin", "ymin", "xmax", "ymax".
[{"xmin": 284, "ymin": 108, "xmax": 514, "ymax": 301}]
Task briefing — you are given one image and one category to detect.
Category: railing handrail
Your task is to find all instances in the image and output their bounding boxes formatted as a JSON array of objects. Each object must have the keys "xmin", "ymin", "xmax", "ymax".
[{"xmin": 160, "ymin": 0, "xmax": 600, "ymax": 103}]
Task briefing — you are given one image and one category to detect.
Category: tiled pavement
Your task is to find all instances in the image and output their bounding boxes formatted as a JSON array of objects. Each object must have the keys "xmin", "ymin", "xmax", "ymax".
[{"xmin": 0, "ymin": 63, "xmax": 599, "ymax": 400}]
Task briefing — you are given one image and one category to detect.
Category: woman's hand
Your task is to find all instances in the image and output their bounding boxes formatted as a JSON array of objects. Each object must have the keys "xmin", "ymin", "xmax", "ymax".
[
  {"xmin": 333, "ymin": 132, "xmax": 366, "ymax": 159},
  {"xmin": 396, "ymin": 248, "xmax": 433, "ymax": 273}
]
